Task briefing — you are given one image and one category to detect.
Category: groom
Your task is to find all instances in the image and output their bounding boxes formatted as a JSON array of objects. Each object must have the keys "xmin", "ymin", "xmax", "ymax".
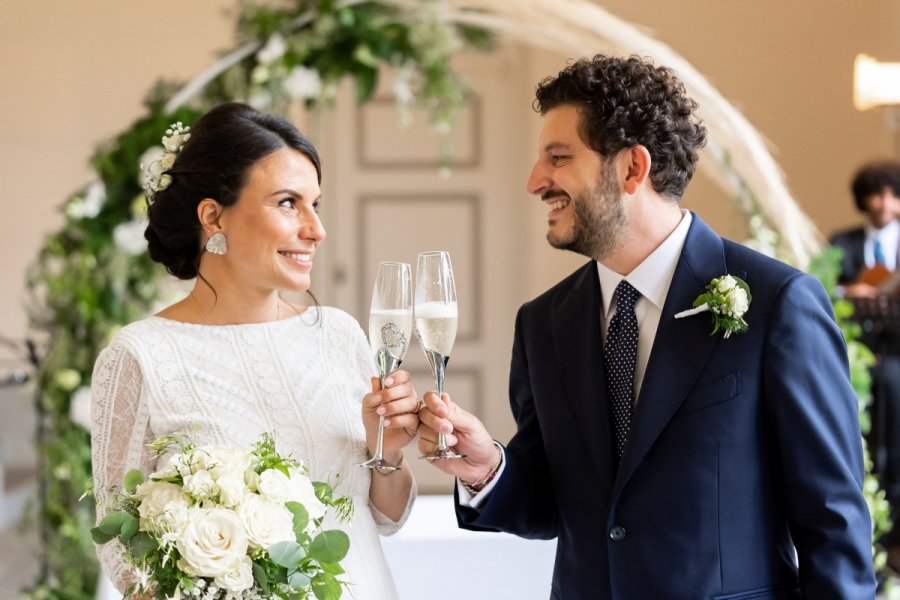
[{"xmin": 417, "ymin": 54, "xmax": 875, "ymax": 598}]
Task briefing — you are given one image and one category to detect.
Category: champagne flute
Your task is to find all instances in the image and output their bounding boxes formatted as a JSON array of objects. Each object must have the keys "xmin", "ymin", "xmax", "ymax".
[
  {"xmin": 415, "ymin": 251, "xmax": 465, "ymax": 460},
  {"xmin": 359, "ymin": 262, "xmax": 413, "ymax": 471}
]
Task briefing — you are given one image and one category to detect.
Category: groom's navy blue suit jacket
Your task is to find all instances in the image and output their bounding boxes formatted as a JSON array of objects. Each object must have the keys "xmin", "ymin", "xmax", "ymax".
[{"xmin": 457, "ymin": 215, "xmax": 875, "ymax": 599}]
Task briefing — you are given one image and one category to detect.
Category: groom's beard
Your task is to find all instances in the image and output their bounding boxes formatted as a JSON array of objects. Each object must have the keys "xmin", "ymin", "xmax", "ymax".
[{"xmin": 548, "ymin": 164, "xmax": 627, "ymax": 261}]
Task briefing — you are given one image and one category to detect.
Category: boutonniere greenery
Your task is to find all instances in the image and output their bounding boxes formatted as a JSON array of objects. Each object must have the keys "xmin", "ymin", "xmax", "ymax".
[{"xmin": 674, "ymin": 275, "xmax": 751, "ymax": 339}]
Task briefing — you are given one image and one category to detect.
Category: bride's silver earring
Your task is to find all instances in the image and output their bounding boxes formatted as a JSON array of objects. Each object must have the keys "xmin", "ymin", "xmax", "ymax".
[{"xmin": 205, "ymin": 232, "xmax": 228, "ymax": 255}]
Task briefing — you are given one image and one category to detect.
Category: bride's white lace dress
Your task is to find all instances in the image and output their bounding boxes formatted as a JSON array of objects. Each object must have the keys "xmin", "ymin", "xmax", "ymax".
[{"xmin": 90, "ymin": 307, "xmax": 414, "ymax": 599}]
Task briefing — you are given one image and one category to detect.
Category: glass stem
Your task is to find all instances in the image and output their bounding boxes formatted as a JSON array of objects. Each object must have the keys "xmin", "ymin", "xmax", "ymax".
[{"xmin": 373, "ymin": 415, "xmax": 387, "ymax": 460}]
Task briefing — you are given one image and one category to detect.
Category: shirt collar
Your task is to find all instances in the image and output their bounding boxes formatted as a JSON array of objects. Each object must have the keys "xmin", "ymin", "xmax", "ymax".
[
  {"xmin": 865, "ymin": 219, "xmax": 900, "ymax": 243},
  {"xmin": 597, "ymin": 210, "xmax": 692, "ymax": 318}
]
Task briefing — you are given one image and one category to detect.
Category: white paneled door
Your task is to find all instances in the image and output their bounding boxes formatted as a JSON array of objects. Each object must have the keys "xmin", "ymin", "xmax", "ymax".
[{"xmin": 308, "ymin": 44, "xmax": 536, "ymax": 493}]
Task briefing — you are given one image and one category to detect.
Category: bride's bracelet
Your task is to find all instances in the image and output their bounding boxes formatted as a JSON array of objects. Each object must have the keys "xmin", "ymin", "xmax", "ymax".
[
  {"xmin": 460, "ymin": 443, "xmax": 503, "ymax": 494},
  {"xmin": 374, "ymin": 452, "xmax": 404, "ymax": 476}
]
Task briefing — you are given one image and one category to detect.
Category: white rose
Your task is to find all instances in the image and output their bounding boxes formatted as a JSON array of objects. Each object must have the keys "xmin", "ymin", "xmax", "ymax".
[
  {"xmin": 138, "ymin": 146, "xmax": 165, "ymax": 184},
  {"xmin": 158, "ymin": 497, "xmax": 191, "ymax": 532},
  {"xmin": 244, "ymin": 469, "xmax": 261, "ymax": 493},
  {"xmin": 716, "ymin": 275, "xmax": 736, "ymax": 293},
  {"xmin": 257, "ymin": 32, "xmax": 287, "ymax": 64},
  {"xmin": 286, "ymin": 470, "xmax": 326, "ymax": 520},
  {"xmin": 176, "ymin": 507, "xmax": 248, "ymax": 578},
  {"xmin": 257, "ymin": 469, "xmax": 292, "ymax": 503},
  {"xmin": 158, "ymin": 152, "xmax": 176, "ymax": 170},
  {"xmin": 204, "ymin": 446, "xmax": 252, "ymax": 480},
  {"xmin": 113, "ymin": 220, "xmax": 147, "ymax": 256},
  {"xmin": 68, "ymin": 386, "xmax": 92, "ymax": 431},
  {"xmin": 152, "ymin": 452, "xmax": 193, "ymax": 479},
  {"xmin": 728, "ymin": 287, "xmax": 749, "ymax": 317},
  {"xmin": 183, "ymin": 470, "xmax": 217, "ymax": 499},
  {"xmin": 162, "ymin": 132, "xmax": 189, "ymax": 153},
  {"xmin": 237, "ymin": 494, "xmax": 296, "ymax": 550},
  {"xmin": 283, "ymin": 66, "xmax": 322, "ymax": 100},
  {"xmin": 214, "ymin": 555, "xmax": 255, "ymax": 594},
  {"xmin": 217, "ymin": 472, "xmax": 248, "ymax": 508},
  {"xmin": 135, "ymin": 481, "xmax": 185, "ymax": 520}
]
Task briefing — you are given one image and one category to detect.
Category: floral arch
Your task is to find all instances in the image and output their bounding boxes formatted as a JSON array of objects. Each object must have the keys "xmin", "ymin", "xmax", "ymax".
[{"xmin": 23, "ymin": 1, "xmax": 881, "ymax": 597}]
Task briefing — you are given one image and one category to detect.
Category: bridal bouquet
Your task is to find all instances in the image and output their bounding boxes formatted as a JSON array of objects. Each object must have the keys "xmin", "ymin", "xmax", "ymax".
[{"xmin": 92, "ymin": 433, "xmax": 353, "ymax": 600}]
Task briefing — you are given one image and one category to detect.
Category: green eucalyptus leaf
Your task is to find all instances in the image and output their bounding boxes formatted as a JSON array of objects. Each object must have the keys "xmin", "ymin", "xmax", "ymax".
[
  {"xmin": 312, "ymin": 575, "xmax": 342, "ymax": 600},
  {"xmin": 310, "ymin": 530, "xmax": 350, "ymax": 564},
  {"xmin": 288, "ymin": 570, "xmax": 311, "ymax": 590},
  {"xmin": 269, "ymin": 541, "xmax": 306, "ymax": 568},
  {"xmin": 253, "ymin": 561, "xmax": 270, "ymax": 594},
  {"xmin": 123, "ymin": 469, "xmax": 145, "ymax": 493},
  {"xmin": 118, "ymin": 514, "xmax": 139, "ymax": 543},
  {"xmin": 286, "ymin": 501, "xmax": 309, "ymax": 538},
  {"xmin": 90, "ymin": 526, "xmax": 114, "ymax": 545},
  {"xmin": 129, "ymin": 532, "xmax": 158, "ymax": 560},
  {"xmin": 97, "ymin": 510, "xmax": 131, "ymax": 536}
]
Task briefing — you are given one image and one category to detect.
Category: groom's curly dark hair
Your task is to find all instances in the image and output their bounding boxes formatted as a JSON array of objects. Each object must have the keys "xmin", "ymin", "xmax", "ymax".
[{"xmin": 534, "ymin": 54, "xmax": 707, "ymax": 200}]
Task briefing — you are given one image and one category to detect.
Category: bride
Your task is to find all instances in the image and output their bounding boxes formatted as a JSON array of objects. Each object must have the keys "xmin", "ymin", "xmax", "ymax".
[{"xmin": 90, "ymin": 102, "xmax": 419, "ymax": 599}]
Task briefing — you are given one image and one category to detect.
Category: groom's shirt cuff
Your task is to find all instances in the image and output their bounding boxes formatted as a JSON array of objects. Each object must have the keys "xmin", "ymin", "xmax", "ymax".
[{"xmin": 457, "ymin": 442, "xmax": 506, "ymax": 509}]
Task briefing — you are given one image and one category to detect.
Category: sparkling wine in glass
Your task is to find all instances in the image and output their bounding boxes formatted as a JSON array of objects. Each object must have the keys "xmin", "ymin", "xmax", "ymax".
[
  {"xmin": 359, "ymin": 262, "xmax": 413, "ymax": 471},
  {"xmin": 415, "ymin": 251, "xmax": 465, "ymax": 460}
]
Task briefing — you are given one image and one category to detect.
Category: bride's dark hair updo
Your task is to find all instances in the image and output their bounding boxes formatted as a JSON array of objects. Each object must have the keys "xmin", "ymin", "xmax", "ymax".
[{"xmin": 145, "ymin": 102, "xmax": 322, "ymax": 280}]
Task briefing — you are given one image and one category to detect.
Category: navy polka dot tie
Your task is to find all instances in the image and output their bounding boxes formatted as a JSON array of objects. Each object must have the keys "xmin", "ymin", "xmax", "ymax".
[{"xmin": 604, "ymin": 280, "xmax": 640, "ymax": 461}]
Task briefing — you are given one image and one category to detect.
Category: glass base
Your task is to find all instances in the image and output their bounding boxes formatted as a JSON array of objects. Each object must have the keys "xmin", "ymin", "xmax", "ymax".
[
  {"xmin": 418, "ymin": 448, "xmax": 467, "ymax": 461},
  {"xmin": 357, "ymin": 456, "xmax": 403, "ymax": 471}
]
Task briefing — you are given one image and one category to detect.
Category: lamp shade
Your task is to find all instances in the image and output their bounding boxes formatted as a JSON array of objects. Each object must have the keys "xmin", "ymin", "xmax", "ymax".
[{"xmin": 854, "ymin": 53, "xmax": 900, "ymax": 110}]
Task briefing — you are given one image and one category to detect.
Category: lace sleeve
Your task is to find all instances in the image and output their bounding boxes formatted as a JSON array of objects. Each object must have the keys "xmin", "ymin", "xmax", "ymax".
[{"xmin": 90, "ymin": 342, "xmax": 157, "ymax": 593}]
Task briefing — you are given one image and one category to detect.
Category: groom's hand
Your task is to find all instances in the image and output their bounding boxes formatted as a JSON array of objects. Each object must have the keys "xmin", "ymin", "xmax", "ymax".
[{"xmin": 416, "ymin": 391, "xmax": 499, "ymax": 482}]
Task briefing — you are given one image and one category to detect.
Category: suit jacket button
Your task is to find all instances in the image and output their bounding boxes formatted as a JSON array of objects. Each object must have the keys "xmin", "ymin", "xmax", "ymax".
[{"xmin": 609, "ymin": 525, "xmax": 627, "ymax": 542}]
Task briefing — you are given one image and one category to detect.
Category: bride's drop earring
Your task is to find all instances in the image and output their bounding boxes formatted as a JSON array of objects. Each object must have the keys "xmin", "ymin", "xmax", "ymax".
[{"xmin": 206, "ymin": 231, "xmax": 228, "ymax": 255}]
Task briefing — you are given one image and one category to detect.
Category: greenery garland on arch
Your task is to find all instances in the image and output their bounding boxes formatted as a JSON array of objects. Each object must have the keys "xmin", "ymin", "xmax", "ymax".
[{"xmin": 21, "ymin": 0, "xmax": 888, "ymax": 597}]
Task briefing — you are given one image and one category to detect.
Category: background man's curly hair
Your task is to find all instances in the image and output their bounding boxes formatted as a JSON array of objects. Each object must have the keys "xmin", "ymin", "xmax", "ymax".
[
  {"xmin": 534, "ymin": 54, "xmax": 707, "ymax": 199},
  {"xmin": 850, "ymin": 160, "xmax": 900, "ymax": 212}
]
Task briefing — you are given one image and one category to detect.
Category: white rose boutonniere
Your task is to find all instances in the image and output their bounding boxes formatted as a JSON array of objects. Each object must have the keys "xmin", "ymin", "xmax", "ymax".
[{"xmin": 674, "ymin": 275, "xmax": 752, "ymax": 339}]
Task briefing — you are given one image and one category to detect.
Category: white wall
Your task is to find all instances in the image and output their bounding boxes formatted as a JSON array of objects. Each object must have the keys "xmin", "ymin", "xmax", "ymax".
[{"xmin": 3, "ymin": 1, "xmax": 900, "ymax": 340}]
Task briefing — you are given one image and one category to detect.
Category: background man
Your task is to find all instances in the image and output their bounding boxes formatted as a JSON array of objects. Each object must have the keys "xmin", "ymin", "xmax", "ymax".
[{"xmin": 830, "ymin": 160, "xmax": 900, "ymax": 573}]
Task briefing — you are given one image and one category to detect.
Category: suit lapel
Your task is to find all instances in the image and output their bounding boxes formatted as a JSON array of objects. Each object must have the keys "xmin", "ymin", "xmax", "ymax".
[
  {"xmin": 551, "ymin": 261, "xmax": 616, "ymax": 490},
  {"xmin": 612, "ymin": 215, "xmax": 730, "ymax": 499}
]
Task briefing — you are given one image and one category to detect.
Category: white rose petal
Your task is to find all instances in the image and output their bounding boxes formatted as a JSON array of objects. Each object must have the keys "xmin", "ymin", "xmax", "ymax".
[
  {"xmin": 257, "ymin": 33, "xmax": 287, "ymax": 64},
  {"xmin": 162, "ymin": 133, "xmax": 188, "ymax": 153},
  {"xmin": 257, "ymin": 469, "xmax": 292, "ymax": 503},
  {"xmin": 135, "ymin": 481, "xmax": 185, "ymax": 520},
  {"xmin": 68, "ymin": 386, "xmax": 92, "ymax": 430},
  {"xmin": 283, "ymin": 66, "xmax": 322, "ymax": 100},
  {"xmin": 183, "ymin": 470, "xmax": 218, "ymax": 499},
  {"xmin": 113, "ymin": 220, "xmax": 147, "ymax": 256},
  {"xmin": 214, "ymin": 555, "xmax": 255, "ymax": 594},
  {"xmin": 159, "ymin": 152, "xmax": 176, "ymax": 170},
  {"xmin": 176, "ymin": 507, "xmax": 248, "ymax": 578},
  {"xmin": 716, "ymin": 275, "xmax": 736, "ymax": 293},
  {"xmin": 728, "ymin": 287, "xmax": 749, "ymax": 316},
  {"xmin": 217, "ymin": 472, "xmax": 248, "ymax": 508},
  {"xmin": 237, "ymin": 494, "xmax": 296, "ymax": 550},
  {"xmin": 204, "ymin": 446, "xmax": 253, "ymax": 480},
  {"xmin": 139, "ymin": 146, "xmax": 166, "ymax": 183},
  {"xmin": 286, "ymin": 470, "xmax": 326, "ymax": 521}
]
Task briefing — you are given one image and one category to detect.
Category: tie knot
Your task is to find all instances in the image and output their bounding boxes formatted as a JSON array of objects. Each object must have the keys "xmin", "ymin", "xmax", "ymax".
[{"xmin": 614, "ymin": 280, "xmax": 640, "ymax": 312}]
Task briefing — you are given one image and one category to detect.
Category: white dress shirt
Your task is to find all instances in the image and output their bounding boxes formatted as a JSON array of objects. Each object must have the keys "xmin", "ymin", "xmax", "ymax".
[
  {"xmin": 864, "ymin": 220, "xmax": 900, "ymax": 271},
  {"xmin": 459, "ymin": 210, "xmax": 693, "ymax": 507}
]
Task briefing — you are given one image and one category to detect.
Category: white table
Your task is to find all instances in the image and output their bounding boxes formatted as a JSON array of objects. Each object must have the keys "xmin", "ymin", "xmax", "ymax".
[{"xmin": 381, "ymin": 495, "xmax": 556, "ymax": 600}]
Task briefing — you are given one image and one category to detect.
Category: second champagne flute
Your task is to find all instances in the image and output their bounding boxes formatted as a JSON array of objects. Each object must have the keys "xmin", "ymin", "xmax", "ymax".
[
  {"xmin": 415, "ymin": 251, "xmax": 465, "ymax": 460},
  {"xmin": 359, "ymin": 261, "xmax": 412, "ymax": 471}
]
